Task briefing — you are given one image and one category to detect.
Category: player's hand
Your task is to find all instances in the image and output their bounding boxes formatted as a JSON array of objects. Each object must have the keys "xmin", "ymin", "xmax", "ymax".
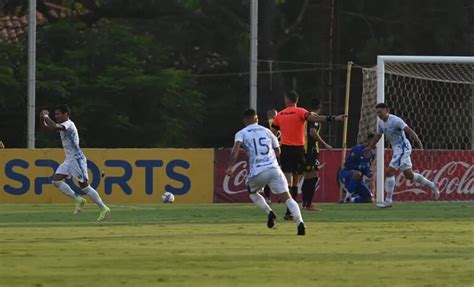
[
  {"xmin": 335, "ymin": 114, "xmax": 347, "ymax": 121},
  {"xmin": 225, "ymin": 166, "xmax": 233, "ymax": 176},
  {"xmin": 363, "ymin": 147, "xmax": 372, "ymax": 157},
  {"xmin": 325, "ymin": 144, "xmax": 333, "ymax": 150},
  {"xmin": 39, "ymin": 110, "xmax": 49, "ymax": 118}
]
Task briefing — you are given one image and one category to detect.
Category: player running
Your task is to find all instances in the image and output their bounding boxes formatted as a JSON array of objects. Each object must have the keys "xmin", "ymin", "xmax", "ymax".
[
  {"xmin": 40, "ymin": 105, "xmax": 110, "ymax": 221},
  {"xmin": 226, "ymin": 109, "xmax": 306, "ymax": 235},
  {"xmin": 365, "ymin": 103, "xmax": 440, "ymax": 208},
  {"xmin": 339, "ymin": 134, "xmax": 375, "ymax": 203}
]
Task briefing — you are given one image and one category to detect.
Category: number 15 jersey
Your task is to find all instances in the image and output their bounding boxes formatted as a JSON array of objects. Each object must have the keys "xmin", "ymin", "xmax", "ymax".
[{"xmin": 234, "ymin": 123, "xmax": 280, "ymax": 177}]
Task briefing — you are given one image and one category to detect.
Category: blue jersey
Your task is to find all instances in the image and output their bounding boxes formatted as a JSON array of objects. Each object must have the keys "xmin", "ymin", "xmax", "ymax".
[{"xmin": 343, "ymin": 144, "xmax": 375, "ymax": 178}]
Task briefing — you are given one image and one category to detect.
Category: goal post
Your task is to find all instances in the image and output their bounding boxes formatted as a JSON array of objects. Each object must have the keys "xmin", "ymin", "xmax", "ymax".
[{"xmin": 360, "ymin": 55, "xmax": 474, "ymax": 203}]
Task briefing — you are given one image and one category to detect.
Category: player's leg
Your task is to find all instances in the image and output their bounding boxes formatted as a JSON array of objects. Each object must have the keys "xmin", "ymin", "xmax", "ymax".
[
  {"xmin": 302, "ymin": 151, "xmax": 320, "ymax": 210},
  {"xmin": 270, "ymin": 169, "xmax": 305, "ymax": 235},
  {"xmin": 248, "ymin": 171, "xmax": 276, "ymax": 228},
  {"xmin": 401, "ymin": 155, "xmax": 440, "ymax": 200},
  {"xmin": 350, "ymin": 177, "xmax": 373, "ymax": 203},
  {"xmin": 51, "ymin": 172, "xmax": 81, "ymax": 200},
  {"xmin": 281, "ymin": 146, "xmax": 298, "ymax": 220},
  {"xmin": 378, "ymin": 149, "xmax": 402, "ymax": 208},
  {"xmin": 52, "ymin": 162, "xmax": 86, "ymax": 214},
  {"xmin": 72, "ymin": 158, "xmax": 110, "ymax": 221},
  {"xmin": 263, "ymin": 185, "xmax": 272, "ymax": 204}
]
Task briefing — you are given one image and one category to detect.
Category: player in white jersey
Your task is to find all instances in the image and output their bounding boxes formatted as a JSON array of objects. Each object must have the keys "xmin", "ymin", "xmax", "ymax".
[
  {"xmin": 40, "ymin": 105, "xmax": 110, "ymax": 221},
  {"xmin": 226, "ymin": 109, "xmax": 305, "ymax": 235},
  {"xmin": 365, "ymin": 103, "xmax": 440, "ymax": 208}
]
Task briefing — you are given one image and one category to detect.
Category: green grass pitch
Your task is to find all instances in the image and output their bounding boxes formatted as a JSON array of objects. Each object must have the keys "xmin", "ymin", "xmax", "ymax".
[{"xmin": 0, "ymin": 202, "xmax": 473, "ymax": 287}]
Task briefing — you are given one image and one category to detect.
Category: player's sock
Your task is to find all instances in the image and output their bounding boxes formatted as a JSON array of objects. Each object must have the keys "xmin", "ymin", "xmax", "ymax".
[
  {"xmin": 413, "ymin": 173, "xmax": 435, "ymax": 188},
  {"xmin": 285, "ymin": 198, "xmax": 303, "ymax": 225},
  {"xmin": 263, "ymin": 185, "xmax": 271, "ymax": 199},
  {"xmin": 249, "ymin": 193, "xmax": 272, "ymax": 214},
  {"xmin": 82, "ymin": 186, "xmax": 106, "ymax": 209},
  {"xmin": 290, "ymin": 186, "xmax": 298, "ymax": 199},
  {"xmin": 302, "ymin": 177, "xmax": 317, "ymax": 207},
  {"xmin": 285, "ymin": 186, "xmax": 299, "ymax": 216},
  {"xmin": 385, "ymin": 176, "xmax": 395, "ymax": 202},
  {"xmin": 52, "ymin": 181, "xmax": 80, "ymax": 200}
]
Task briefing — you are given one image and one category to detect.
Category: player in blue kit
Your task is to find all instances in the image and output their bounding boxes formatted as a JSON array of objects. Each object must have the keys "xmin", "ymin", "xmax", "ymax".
[{"xmin": 339, "ymin": 134, "xmax": 375, "ymax": 203}]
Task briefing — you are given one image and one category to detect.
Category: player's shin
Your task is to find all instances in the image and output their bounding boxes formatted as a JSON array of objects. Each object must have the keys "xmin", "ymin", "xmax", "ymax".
[
  {"xmin": 249, "ymin": 193, "xmax": 272, "ymax": 214},
  {"xmin": 52, "ymin": 181, "xmax": 80, "ymax": 200},
  {"xmin": 413, "ymin": 173, "xmax": 435, "ymax": 188},
  {"xmin": 385, "ymin": 176, "xmax": 395, "ymax": 202},
  {"xmin": 302, "ymin": 177, "xmax": 317, "ymax": 207},
  {"xmin": 82, "ymin": 186, "xmax": 106, "ymax": 209},
  {"xmin": 285, "ymin": 197, "xmax": 303, "ymax": 224}
]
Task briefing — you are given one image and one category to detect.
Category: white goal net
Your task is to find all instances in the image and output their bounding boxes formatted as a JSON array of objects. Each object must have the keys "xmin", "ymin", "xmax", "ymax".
[{"xmin": 358, "ymin": 56, "xmax": 474, "ymax": 202}]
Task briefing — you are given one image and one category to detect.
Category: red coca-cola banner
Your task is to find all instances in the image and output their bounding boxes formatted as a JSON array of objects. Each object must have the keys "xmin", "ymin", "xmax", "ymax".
[
  {"xmin": 214, "ymin": 149, "xmax": 474, "ymax": 202},
  {"xmin": 388, "ymin": 150, "xmax": 474, "ymax": 201},
  {"xmin": 214, "ymin": 149, "xmax": 343, "ymax": 203}
]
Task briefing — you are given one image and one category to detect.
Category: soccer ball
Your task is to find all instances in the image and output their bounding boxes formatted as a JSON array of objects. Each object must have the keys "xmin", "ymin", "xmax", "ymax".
[{"xmin": 161, "ymin": 192, "xmax": 175, "ymax": 203}]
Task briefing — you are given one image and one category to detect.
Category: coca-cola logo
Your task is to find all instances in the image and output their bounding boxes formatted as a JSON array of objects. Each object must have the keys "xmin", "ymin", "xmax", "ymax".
[
  {"xmin": 394, "ymin": 161, "xmax": 473, "ymax": 195},
  {"xmin": 223, "ymin": 161, "xmax": 248, "ymax": 194},
  {"xmin": 223, "ymin": 161, "xmax": 326, "ymax": 195}
]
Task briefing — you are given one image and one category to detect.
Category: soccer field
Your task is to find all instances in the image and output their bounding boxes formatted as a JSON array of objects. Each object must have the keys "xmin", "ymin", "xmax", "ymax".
[{"xmin": 0, "ymin": 202, "xmax": 473, "ymax": 287}]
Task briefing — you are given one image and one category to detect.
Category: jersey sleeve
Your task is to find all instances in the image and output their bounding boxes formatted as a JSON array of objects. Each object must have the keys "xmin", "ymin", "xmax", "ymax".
[
  {"xmin": 234, "ymin": 130, "xmax": 244, "ymax": 144},
  {"xmin": 60, "ymin": 121, "xmax": 73, "ymax": 131},
  {"xmin": 396, "ymin": 117, "xmax": 408, "ymax": 130},
  {"xmin": 269, "ymin": 131, "xmax": 279, "ymax": 148},
  {"xmin": 299, "ymin": 108, "xmax": 309, "ymax": 121}
]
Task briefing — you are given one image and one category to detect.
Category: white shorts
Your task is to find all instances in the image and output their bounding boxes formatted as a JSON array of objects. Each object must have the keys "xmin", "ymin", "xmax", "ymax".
[
  {"xmin": 55, "ymin": 157, "xmax": 89, "ymax": 183},
  {"xmin": 389, "ymin": 147, "xmax": 412, "ymax": 171},
  {"xmin": 247, "ymin": 168, "xmax": 289, "ymax": 194}
]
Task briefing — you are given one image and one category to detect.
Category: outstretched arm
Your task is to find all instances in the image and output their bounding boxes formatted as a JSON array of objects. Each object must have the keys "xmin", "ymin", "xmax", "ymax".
[
  {"xmin": 306, "ymin": 113, "xmax": 346, "ymax": 123},
  {"xmin": 404, "ymin": 126, "xmax": 423, "ymax": 149},
  {"xmin": 226, "ymin": 141, "xmax": 242, "ymax": 175}
]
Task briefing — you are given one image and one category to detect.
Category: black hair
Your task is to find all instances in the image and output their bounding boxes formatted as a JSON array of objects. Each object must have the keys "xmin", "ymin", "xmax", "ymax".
[
  {"xmin": 375, "ymin": 103, "xmax": 389, "ymax": 109},
  {"xmin": 367, "ymin": 133, "xmax": 375, "ymax": 140},
  {"xmin": 285, "ymin": 90, "xmax": 299, "ymax": 103},
  {"xmin": 310, "ymin": 98, "xmax": 321, "ymax": 110},
  {"xmin": 243, "ymin": 108, "xmax": 257, "ymax": 119},
  {"xmin": 55, "ymin": 104, "xmax": 71, "ymax": 114}
]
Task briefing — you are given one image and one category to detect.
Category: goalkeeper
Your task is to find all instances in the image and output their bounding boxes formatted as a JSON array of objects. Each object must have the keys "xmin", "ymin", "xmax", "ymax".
[{"xmin": 339, "ymin": 134, "xmax": 375, "ymax": 203}]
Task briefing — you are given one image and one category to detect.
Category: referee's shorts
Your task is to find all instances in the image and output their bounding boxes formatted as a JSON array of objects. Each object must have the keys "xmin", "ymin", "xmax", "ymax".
[{"xmin": 280, "ymin": 145, "xmax": 306, "ymax": 174}]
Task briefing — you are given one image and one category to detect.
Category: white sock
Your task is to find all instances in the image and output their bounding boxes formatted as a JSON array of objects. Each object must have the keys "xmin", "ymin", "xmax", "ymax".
[
  {"xmin": 82, "ymin": 186, "xmax": 106, "ymax": 209},
  {"xmin": 285, "ymin": 198, "xmax": 303, "ymax": 225},
  {"xmin": 52, "ymin": 181, "xmax": 80, "ymax": 200},
  {"xmin": 413, "ymin": 173, "xmax": 435, "ymax": 188},
  {"xmin": 385, "ymin": 176, "xmax": 395, "ymax": 202},
  {"xmin": 249, "ymin": 193, "xmax": 272, "ymax": 214}
]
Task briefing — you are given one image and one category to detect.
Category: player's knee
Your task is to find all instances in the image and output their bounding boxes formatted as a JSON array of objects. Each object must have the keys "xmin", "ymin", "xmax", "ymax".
[
  {"xmin": 352, "ymin": 171, "xmax": 362, "ymax": 181},
  {"xmin": 279, "ymin": 192, "xmax": 291, "ymax": 202},
  {"xmin": 403, "ymin": 170, "xmax": 414, "ymax": 180},
  {"xmin": 79, "ymin": 182, "xmax": 89, "ymax": 189},
  {"xmin": 51, "ymin": 180, "xmax": 62, "ymax": 188}
]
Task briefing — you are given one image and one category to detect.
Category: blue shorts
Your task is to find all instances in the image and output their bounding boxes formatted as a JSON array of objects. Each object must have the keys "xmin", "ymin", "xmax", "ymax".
[{"xmin": 338, "ymin": 169, "xmax": 353, "ymax": 187}]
